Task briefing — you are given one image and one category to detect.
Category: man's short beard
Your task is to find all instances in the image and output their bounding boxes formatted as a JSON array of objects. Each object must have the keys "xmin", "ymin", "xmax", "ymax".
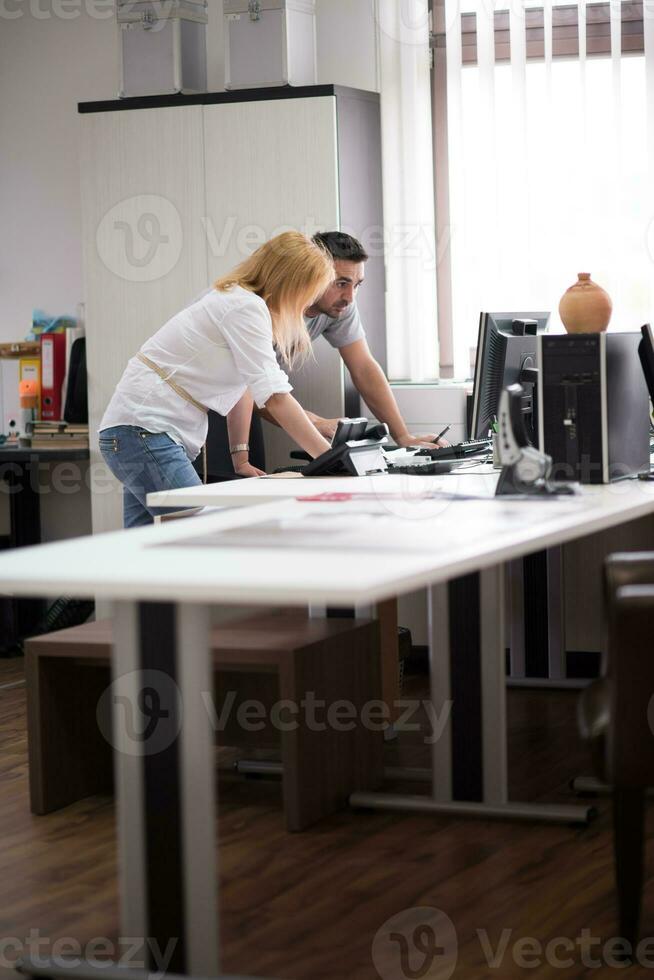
[{"xmin": 317, "ymin": 302, "xmax": 347, "ymax": 318}]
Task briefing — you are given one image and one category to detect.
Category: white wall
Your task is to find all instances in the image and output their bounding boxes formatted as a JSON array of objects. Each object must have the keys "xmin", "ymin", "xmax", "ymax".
[
  {"xmin": 0, "ymin": 0, "xmax": 376, "ymax": 347},
  {"xmin": 0, "ymin": 4, "xmax": 117, "ymax": 343},
  {"xmin": 0, "ymin": 3, "xmax": 225, "ymax": 345},
  {"xmin": 315, "ymin": 0, "xmax": 379, "ymax": 92},
  {"xmin": 207, "ymin": 0, "xmax": 227, "ymax": 93}
]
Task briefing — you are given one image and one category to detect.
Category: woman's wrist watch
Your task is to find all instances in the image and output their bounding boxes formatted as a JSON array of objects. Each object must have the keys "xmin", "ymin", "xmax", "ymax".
[{"xmin": 230, "ymin": 444, "xmax": 249, "ymax": 455}]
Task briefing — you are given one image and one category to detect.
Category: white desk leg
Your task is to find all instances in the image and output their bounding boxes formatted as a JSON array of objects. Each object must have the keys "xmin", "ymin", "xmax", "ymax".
[
  {"xmin": 112, "ymin": 602, "xmax": 147, "ymax": 956},
  {"xmin": 112, "ymin": 600, "xmax": 219, "ymax": 978}
]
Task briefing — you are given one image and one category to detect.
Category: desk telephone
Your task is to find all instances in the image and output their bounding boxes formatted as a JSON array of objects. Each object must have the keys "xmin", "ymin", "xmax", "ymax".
[
  {"xmin": 275, "ymin": 419, "xmax": 466, "ymax": 477},
  {"xmin": 276, "ymin": 418, "xmax": 390, "ymax": 476}
]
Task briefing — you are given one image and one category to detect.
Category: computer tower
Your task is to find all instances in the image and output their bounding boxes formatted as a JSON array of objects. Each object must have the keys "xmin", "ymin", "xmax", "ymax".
[{"xmin": 538, "ymin": 332, "xmax": 650, "ymax": 484}]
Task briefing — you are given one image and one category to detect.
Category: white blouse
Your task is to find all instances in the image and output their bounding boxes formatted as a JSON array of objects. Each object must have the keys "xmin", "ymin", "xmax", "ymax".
[{"xmin": 99, "ymin": 286, "xmax": 292, "ymax": 459}]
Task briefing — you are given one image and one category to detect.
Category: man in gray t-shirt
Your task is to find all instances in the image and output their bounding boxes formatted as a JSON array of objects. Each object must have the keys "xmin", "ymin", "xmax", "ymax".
[
  {"xmin": 304, "ymin": 299, "xmax": 365, "ymax": 352},
  {"xmin": 292, "ymin": 232, "xmax": 445, "ymax": 448}
]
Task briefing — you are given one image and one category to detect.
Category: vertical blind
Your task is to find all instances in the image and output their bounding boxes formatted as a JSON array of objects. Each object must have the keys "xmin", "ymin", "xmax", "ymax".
[
  {"xmin": 376, "ymin": 0, "xmax": 440, "ymax": 380},
  {"xmin": 434, "ymin": 0, "xmax": 653, "ymax": 379}
]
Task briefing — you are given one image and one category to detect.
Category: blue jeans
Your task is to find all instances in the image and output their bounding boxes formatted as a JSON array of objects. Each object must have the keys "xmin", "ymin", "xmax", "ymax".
[{"xmin": 99, "ymin": 425, "xmax": 202, "ymax": 528}]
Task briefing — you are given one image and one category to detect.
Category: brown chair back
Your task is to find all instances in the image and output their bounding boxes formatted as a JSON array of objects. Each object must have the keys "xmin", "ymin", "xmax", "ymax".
[{"xmin": 604, "ymin": 553, "xmax": 654, "ymax": 786}]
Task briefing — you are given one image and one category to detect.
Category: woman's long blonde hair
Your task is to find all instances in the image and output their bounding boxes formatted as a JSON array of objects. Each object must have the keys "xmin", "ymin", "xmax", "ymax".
[{"xmin": 214, "ymin": 231, "xmax": 334, "ymax": 367}]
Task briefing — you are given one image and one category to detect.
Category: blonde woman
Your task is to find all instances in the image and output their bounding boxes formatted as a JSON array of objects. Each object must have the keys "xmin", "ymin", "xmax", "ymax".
[{"xmin": 99, "ymin": 232, "xmax": 333, "ymax": 527}]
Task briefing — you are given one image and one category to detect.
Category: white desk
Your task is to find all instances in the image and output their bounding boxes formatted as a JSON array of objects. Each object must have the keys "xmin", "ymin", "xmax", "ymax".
[
  {"xmin": 147, "ymin": 471, "xmax": 654, "ymax": 811},
  {"xmin": 3, "ymin": 483, "xmax": 654, "ymax": 976},
  {"xmin": 145, "ymin": 467, "xmax": 634, "ymax": 680},
  {"xmin": 147, "ymin": 468, "xmax": 499, "ymax": 510}
]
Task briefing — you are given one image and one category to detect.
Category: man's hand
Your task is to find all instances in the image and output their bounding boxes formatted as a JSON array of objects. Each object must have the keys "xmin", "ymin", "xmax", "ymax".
[
  {"xmin": 311, "ymin": 416, "xmax": 342, "ymax": 441},
  {"xmin": 395, "ymin": 433, "xmax": 451, "ymax": 450},
  {"xmin": 233, "ymin": 461, "xmax": 266, "ymax": 478},
  {"xmin": 338, "ymin": 341, "xmax": 452, "ymax": 452}
]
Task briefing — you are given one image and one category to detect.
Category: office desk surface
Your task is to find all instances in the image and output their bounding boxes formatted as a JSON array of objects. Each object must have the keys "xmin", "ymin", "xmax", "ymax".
[
  {"xmin": 3, "ymin": 481, "xmax": 654, "ymax": 606},
  {"xmin": 147, "ymin": 468, "xmax": 499, "ymax": 509}
]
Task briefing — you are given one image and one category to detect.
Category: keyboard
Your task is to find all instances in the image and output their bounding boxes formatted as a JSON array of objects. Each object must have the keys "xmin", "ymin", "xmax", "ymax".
[
  {"xmin": 386, "ymin": 460, "xmax": 455, "ymax": 476},
  {"xmin": 272, "ymin": 460, "xmax": 457, "ymax": 476},
  {"xmin": 416, "ymin": 438, "xmax": 491, "ymax": 461}
]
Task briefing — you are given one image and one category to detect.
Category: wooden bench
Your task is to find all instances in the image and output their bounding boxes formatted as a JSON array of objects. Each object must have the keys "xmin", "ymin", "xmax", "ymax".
[{"xmin": 25, "ymin": 611, "xmax": 383, "ymax": 832}]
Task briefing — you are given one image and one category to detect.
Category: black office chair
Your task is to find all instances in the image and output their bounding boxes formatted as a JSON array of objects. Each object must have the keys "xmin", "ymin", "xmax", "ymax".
[
  {"xmin": 578, "ymin": 552, "xmax": 654, "ymax": 950},
  {"xmin": 196, "ymin": 409, "xmax": 266, "ymax": 483}
]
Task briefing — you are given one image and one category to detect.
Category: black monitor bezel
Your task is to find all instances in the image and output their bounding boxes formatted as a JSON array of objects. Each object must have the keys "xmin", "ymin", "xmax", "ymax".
[
  {"xmin": 470, "ymin": 311, "xmax": 550, "ymax": 440},
  {"xmin": 638, "ymin": 323, "xmax": 654, "ymax": 408}
]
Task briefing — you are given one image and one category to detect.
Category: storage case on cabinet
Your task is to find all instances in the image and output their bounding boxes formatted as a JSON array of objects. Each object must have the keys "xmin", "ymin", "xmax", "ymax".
[
  {"xmin": 117, "ymin": 0, "xmax": 208, "ymax": 97},
  {"xmin": 224, "ymin": 0, "xmax": 317, "ymax": 90}
]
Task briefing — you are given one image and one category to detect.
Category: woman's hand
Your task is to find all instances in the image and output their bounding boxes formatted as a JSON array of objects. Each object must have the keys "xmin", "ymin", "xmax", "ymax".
[
  {"xmin": 233, "ymin": 460, "xmax": 266, "ymax": 478},
  {"xmin": 312, "ymin": 416, "xmax": 342, "ymax": 441}
]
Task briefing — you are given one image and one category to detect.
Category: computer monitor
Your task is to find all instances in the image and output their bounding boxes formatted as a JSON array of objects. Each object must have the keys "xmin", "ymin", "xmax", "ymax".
[
  {"xmin": 470, "ymin": 311, "xmax": 550, "ymax": 440},
  {"xmin": 638, "ymin": 323, "xmax": 654, "ymax": 407}
]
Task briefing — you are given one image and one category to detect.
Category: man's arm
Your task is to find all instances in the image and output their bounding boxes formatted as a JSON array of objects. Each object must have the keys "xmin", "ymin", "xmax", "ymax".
[
  {"xmin": 339, "ymin": 339, "xmax": 448, "ymax": 448},
  {"xmin": 257, "ymin": 403, "xmax": 339, "ymax": 438}
]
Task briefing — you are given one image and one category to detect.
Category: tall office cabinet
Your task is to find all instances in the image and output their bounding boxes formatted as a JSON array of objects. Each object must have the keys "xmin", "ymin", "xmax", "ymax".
[
  {"xmin": 79, "ymin": 104, "xmax": 209, "ymax": 537},
  {"xmin": 79, "ymin": 86, "xmax": 386, "ymax": 534}
]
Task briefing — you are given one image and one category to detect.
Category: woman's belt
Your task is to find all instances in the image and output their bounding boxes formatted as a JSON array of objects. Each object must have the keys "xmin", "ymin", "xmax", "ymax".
[{"xmin": 136, "ymin": 351, "xmax": 208, "ymax": 483}]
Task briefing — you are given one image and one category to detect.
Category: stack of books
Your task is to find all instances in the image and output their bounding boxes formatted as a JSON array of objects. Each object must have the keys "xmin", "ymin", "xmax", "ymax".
[{"xmin": 27, "ymin": 421, "xmax": 89, "ymax": 451}]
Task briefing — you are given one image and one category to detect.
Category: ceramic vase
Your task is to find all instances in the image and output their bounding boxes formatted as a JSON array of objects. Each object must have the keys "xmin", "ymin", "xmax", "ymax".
[{"xmin": 558, "ymin": 273, "xmax": 612, "ymax": 333}]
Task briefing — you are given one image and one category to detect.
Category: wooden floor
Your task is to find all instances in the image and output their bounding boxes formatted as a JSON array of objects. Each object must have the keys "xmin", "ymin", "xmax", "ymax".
[{"xmin": 1, "ymin": 658, "xmax": 653, "ymax": 980}]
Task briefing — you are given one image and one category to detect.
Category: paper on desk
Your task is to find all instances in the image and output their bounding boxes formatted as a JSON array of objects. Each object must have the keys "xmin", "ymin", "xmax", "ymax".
[
  {"xmin": 260, "ymin": 472, "xmax": 305, "ymax": 479},
  {"xmin": 157, "ymin": 493, "xmax": 587, "ymax": 555}
]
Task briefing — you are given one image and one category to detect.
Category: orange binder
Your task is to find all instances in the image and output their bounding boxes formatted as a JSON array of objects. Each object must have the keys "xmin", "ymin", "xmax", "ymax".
[{"xmin": 19, "ymin": 357, "xmax": 40, "ymax": 416}]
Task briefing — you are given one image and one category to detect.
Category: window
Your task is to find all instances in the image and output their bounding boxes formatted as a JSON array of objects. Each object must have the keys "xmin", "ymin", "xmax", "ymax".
[{"xmin": 433, "ymin": 0, "xmax": 653, "ymax": 379}]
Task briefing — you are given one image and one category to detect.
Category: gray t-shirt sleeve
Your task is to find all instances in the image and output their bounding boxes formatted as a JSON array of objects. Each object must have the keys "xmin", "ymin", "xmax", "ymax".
[{"xmin": 305, "ymin": 303, "xmax": 366, "ymax": 349}]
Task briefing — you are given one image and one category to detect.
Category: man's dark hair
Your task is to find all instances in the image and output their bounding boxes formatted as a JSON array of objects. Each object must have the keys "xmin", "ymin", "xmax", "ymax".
[{"xmin": 313, "ymin": 231, "xmax": 369, "ymax": 263}]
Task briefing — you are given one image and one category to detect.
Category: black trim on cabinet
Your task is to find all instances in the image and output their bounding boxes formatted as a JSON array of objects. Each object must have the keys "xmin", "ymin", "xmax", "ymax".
[{"xmin": 78, "ymin": 84, "xmax": 378, "ymax": 114}]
